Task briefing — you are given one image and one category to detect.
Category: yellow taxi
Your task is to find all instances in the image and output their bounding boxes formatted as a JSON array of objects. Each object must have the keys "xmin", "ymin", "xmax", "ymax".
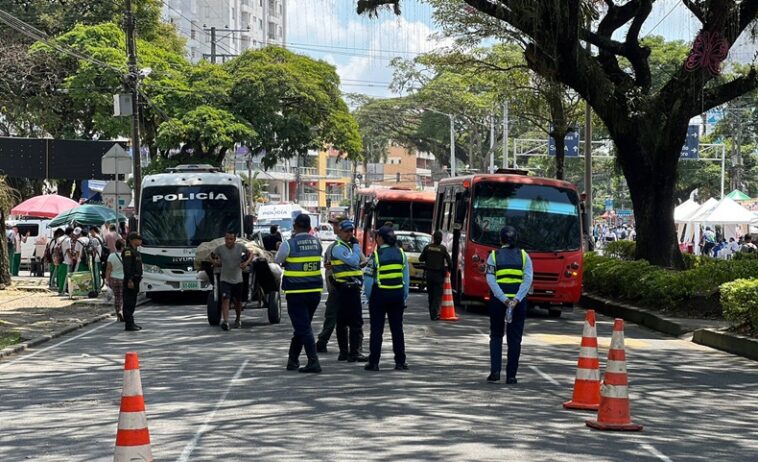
[{"xmin": 394, "ymin": 231, "xmax": 432, "ymax": 290}]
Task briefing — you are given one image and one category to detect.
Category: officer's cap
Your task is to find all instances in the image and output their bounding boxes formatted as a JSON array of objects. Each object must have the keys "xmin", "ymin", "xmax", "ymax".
[
  {"xmin": 377, "ymin": 225, "xmax": 395, "ymax": 241},
  {"xmin": 339, "ymin": 220, "xmax": 355, "ymax": 231}
]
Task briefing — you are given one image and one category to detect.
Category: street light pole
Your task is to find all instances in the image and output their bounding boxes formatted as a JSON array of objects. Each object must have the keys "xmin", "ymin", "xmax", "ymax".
[
  {"xmin": 449, "ymin": 114, "xmax": 456, "ymax": 177},
  {"xmin": 502, "ymin": 100, "xmax": 509, "ymax": 169},
  {"xmin": 124, "ymin": 0, "xmax": 141, "ymax": 213}
]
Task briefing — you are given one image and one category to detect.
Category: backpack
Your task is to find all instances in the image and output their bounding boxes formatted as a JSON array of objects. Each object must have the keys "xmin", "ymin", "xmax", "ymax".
[{"xmin": 53, "ymin": 238, "xmax": 66, "ymax": 265}]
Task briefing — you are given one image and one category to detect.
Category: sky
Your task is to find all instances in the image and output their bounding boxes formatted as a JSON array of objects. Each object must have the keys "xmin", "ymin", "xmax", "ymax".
[{"xmin": 285, "ymin": 0, "xmax": 755, "ymax": 99}]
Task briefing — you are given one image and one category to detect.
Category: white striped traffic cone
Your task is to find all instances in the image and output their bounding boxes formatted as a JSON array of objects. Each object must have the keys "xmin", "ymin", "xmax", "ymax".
[
  {"xmin": 439, "ymin": 272, "xmax": 459, "ymax": 321},
  {"xmin": 586, "ymin": 319, "xmax": 643, "ymax": 431},
  {"xmin": 563, "ymin": 309, "xmax": 601, "ymax": 410},
  {"xmin": 114, "ymin": 352, "xmax": 154, "ymax": 461}
]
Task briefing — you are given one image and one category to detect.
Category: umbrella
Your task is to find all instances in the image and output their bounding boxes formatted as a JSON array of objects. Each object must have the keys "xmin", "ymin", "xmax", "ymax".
[
  {"xmin": 48, "ymin": 204, "xmax": 127, "ymax": 227},
  {"xmin": 10, "ymin": 194, "xmax": 79, "ymax": 218},
  {"xmin": 726, "ymin": 189, "xmax": 751, "ymax": 201}
]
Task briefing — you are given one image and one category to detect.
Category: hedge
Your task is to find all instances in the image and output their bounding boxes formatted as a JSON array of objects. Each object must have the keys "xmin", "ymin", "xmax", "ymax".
[
  {"xmin": 720, "ymin": 279, "xmax": 758, "ymax": 330},
  {"xmin": 584, "ymin": 253, "xmax": 758, "ymax": 311}
]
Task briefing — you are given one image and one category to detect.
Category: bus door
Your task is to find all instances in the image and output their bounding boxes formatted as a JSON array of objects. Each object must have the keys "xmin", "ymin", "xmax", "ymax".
[{"xmin": 451, "ymin": 188, "xmax": 469, "ymax": 298}]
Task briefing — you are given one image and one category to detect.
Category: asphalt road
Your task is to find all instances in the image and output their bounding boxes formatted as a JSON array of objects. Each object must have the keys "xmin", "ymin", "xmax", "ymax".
[{"xmin": 1, "ymin": 292, "xmax": 757, "ymax": 461}]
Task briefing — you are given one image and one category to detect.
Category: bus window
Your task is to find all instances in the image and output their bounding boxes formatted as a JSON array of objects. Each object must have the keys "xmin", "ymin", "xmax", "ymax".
[{"xmin": 435, "ymin": 192, "xmax": 444, "ymax": 230}]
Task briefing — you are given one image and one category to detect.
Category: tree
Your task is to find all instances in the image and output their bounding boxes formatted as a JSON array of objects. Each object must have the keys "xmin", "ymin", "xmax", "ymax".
[
  {"xmin": 358, "ymin": 0, "xmax": 758, "ymax": 268},
  {"xmin": 0, "ymin": 176, "xmax": 20, "ymax": 288},
  {"xmin": 226, "ymin": 47, "xmax": 362, "ymax": 167}
]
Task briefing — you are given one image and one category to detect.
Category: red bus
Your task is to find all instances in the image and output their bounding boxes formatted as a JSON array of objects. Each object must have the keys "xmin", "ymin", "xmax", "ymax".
[
  {"xmin": 434, "ymin": 171, "xmax": 583, "ymax": 317},
  {"xmin": 353, "ymin": 188, "xmax": 436, "ymax": 255}
]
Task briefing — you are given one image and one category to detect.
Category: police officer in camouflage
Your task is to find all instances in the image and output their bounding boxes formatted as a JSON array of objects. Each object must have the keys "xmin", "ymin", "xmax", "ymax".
[
  {"xmin": 275, "ymin": 214, "xmax": 324, "ymax": 373},
  {"xmin": 122, "ymin": 232, "xmax": 144, "ymax": 332}
]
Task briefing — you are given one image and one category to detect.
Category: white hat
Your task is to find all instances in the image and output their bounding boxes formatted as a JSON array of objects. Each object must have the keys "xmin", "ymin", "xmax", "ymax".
[{"xmin": 73, "ymin": 227, "xmax": 82, "ymax": 235}]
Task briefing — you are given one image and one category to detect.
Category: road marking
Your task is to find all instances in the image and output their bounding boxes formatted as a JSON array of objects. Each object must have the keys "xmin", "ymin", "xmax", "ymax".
[
  {"xmin": 0, "ymin": 305, "xmax": 153, "ymax": 370},
  {"xmin": 176, "ymin": 359, "xmax": 250, "ymax": 462},
  {"xmin": 529, "ymin": 365, "xmax": 561, "ymax": 386},
  {"xmin": 640, "ymin": 443, "xmax": 673, "ymax": 462},
  {"xmin": 533, "ymin": 333, "xmax": 650, "ymax": 349}
]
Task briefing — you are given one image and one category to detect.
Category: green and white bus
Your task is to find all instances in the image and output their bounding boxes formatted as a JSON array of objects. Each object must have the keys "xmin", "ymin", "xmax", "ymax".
[{"xmin": 137, "ymin": 164, "xmax": 253, "ymax": 294}]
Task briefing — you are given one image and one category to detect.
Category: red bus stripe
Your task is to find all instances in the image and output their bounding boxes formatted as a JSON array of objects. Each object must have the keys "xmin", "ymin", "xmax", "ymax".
[
  {"xmin": 120, "ymin": 395, "xmax": 145, "ymax": 412},
  {"xmin": 116, "ymin": 428, "xmax": 151, "ymax": 446}
]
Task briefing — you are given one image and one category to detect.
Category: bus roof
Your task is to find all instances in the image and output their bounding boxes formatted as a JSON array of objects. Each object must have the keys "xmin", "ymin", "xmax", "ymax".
[
  {"xmin": 438, "ymin": 173, "xmax": 578, "ymax": 191},
  {"xmin": 357, "ymin": 188, "xmax": 436, "ymax": 202},
  {"xmin": 142, "ymin": 171, "xmax": 242, "ymax": 187}
]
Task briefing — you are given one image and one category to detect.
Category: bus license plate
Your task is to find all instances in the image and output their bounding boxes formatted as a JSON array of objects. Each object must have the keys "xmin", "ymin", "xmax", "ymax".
[{"xmin": 181, "ymin": 281, "xmax": 199, "ymax": 290}]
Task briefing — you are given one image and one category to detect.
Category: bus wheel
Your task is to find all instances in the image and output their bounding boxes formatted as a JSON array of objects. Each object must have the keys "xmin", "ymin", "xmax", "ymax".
[
  {"xmin": 548, "ymin": 308, "xmax": 562, "ymax": 318},
  {"xmin": 207, "ymin": 292, "xmax": 221, "ymax": 326},
  {"xmin": 267, "ymin": 291, "xmax": 281, "ymax": 324}
]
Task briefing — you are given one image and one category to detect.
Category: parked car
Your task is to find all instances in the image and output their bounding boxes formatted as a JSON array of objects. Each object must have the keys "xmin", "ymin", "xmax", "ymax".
[
  {"xmin": 317, "ymin": 224, "xmax": 336, "ymax": 242},
  {"xmin": 394, "ymin": 230, "xmax": 432, "ymax": 290}
]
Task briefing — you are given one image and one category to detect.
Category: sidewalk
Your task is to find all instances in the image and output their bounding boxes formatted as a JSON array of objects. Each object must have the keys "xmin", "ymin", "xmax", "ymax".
[
  {"xmin": 582, "ymin": 292, "xmax": 758, "ymax": 361},
  {"xmin": 0, "ymin": 275, "xmax": 122, "ymax": 359}
]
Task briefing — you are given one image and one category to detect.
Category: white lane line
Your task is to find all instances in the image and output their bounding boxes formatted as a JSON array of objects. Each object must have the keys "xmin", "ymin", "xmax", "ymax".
[
  {"xmin": 176, "ymin": 359, "xmax": 250, "ymax": 462},
  {"xmin": 640, "ymin": 443, "xmax": 673, "ymax": 462},
  {"xmin": 529, "ymin": 365, "xmax": 561, "ymax": 387},
  {"xmin": 0, "ymin": 305, "xmax": 154, "ymax": 370}
]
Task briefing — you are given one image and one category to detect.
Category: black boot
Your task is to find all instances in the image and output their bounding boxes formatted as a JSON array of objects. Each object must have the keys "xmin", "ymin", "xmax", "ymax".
[
  {"xmin": 286, "ymin": 359, "xmax": 300, "ymax": 371},
  {"xmin": 347, "ymin": 353, "xmax": 369, "ymax": 362},
  {"xmin": 299, "ymin": 358, "xmax": 322, "ymax": 373},
  {"xmin": 316, "ymin": 340, "xmax": 328, "ymax": 353}
]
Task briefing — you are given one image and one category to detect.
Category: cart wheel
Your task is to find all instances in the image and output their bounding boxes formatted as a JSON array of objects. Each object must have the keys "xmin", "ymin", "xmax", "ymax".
[
  {"xmin": 267, "ymin": 291, "xmax": 281, "ymax": 324},
  {"xmin": 207, "ymin": 292, "xmax": 221, "ymax": 326}
]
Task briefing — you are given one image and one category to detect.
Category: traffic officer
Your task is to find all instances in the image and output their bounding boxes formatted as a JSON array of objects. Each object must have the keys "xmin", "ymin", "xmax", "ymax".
[
  {"xmin": 275, "ymin": 214, "xmax": 323, "ymax": 373},
  {"xmin": 418, "ymin": 230, "xmax": 452, "ymax": 320},
  {"xmin": 363, "ymin": 225, "xmax": 409, "ymax": 371},
  {"xmin": 331, "ymin": 220, "xmax": 368, "ymax": 362},
  {"xmin": 316, "ymin": 214, "xmax": 346, "ymax": 353},
  {"xmin": 485, "ymin": 226, "xmax": 533, "ymax": 384},
  {"xmin": 122, "ymin": 232, "xmax": 144, "ymax": 332}
]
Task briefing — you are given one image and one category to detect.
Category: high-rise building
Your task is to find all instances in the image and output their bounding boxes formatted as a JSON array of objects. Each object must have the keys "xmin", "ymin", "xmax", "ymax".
[{"xmin": 162, "ymin": 0, "xmax": 287, "ymax": 63}]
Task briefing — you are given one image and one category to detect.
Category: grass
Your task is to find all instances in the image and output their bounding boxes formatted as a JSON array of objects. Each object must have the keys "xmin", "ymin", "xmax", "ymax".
[{"xmin": 0, "ymin": 331, "xmax": 21, "ymax": 350}]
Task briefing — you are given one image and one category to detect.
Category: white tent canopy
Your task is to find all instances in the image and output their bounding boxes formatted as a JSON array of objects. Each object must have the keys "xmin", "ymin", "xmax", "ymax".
[
  {"xmin": 687, "ymin": 198, "xmax": 719, "ymax": 223},
  {"xmin": 680, "ymin": 198, "xmax": 718, "ymax": 251},
  {"xmin": 701, "ymin": 197, "xmax": 755, "ymax": 225},
  {"xmin": 674, "ymin": 198, "xmax": 700, "ymax": 223}
]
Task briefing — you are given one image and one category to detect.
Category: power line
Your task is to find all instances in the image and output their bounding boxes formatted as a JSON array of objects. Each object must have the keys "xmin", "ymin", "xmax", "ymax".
[{"xmin": 645, "ymin": 1, "xmax": 681, "ymax": 35}]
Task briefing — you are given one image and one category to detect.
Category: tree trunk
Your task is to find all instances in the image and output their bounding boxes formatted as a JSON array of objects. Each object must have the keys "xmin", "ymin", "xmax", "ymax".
[
  {"xmin": 552, "ymin": 131, "xmax": 566, "ymax": 180},
  {"xmin": 0, "ymin": 209, "xmax": 11, "ymax": 288}
]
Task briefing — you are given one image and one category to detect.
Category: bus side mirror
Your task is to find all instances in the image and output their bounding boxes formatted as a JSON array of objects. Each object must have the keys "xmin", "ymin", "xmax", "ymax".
[{"xmin": 244, "ymin": 215, "xmax": 254, "ymax": 235}]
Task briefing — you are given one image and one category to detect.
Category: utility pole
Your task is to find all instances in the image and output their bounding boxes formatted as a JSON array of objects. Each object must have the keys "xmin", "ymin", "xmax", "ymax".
[
  {"xmin": 502, "ymin": 100, "xmax": 509, "ymax": 168},
  {"xmin": 124, "ymin": 0, "xmax": 141, "ymax": 213},
  {"xmin": 489, "ymin": 113, "xmax": 495, "ymax": 173},
  {"xmin": 449, "ymin": 114, "xmax": 456, "ymax": 177},
  {"xmin": 583, "ymin": 23, "xmax": 593, "ymax": 230},
  {"xmin": 210, "ymin": 26, "xmax": 216, "ymax": 64},
  {"xmin": 247, "ymin": 152, "xmax": 254, "ymax": 213},
  {"xmin": 295, "ymin": 153, "xmax": 302, "ymax": 203}
]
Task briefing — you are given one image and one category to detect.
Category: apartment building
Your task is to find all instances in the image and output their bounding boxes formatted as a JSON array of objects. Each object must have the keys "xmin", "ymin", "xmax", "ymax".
[
  {"xmin": 162, "ymin": 0, "xmax": 287, "ymax": 63},
  {"xmin": 366, "ymin": 144, "xmax": 437, "ymax": 191}
]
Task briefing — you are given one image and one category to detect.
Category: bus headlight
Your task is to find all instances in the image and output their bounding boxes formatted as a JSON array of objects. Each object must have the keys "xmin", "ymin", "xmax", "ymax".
[{"xmin": 143, "ymin": 264, "xmax": 162, "ymax": 274}]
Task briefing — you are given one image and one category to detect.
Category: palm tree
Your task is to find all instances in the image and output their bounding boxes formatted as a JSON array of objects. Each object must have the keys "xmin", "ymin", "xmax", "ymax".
[{"xmin": 0, "ymin": 176, "xmax": 21, "ymax": 288}]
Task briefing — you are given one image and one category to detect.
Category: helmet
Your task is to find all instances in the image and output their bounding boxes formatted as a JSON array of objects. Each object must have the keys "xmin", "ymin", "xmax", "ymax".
[{"xmin": 500, "ymin": 226, "xmax": 518, "ymax": 247}]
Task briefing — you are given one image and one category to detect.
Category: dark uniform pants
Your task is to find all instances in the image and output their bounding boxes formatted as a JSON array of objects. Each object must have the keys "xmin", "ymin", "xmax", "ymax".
[
  {"xmin": 317, "ymin": 288, "xmax": 339, "ymax": 346},
  {"xmin": 425, "ymin": 270, "xmax": 445, "ymax": 319},
  {"xmin": 488, "ymin": 298, "xmax": 527, "ymax": 379},
  {"xmin": 286, "ymin": 292, "xmax": 321, "ymax": 362},
  {"xmin": 335, "ymin": 285, "xmax": 363, "ymax": 355},
  {"xmin": 368, "ymin": 289, "xmax": 406, "ymax": 366},
  {"xmin": 123, "ymin": 285, "xmax": 139, "ymax": 326}
]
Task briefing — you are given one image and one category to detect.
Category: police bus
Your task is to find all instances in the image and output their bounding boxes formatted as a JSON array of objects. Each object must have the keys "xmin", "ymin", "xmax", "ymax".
[
  {"xmin": 137, "ymin": 164, "xmax": 253, "ymax": 295},
  {"xmin": 434, "ymin": 170, "xmax": 584, "ymax": 317}
]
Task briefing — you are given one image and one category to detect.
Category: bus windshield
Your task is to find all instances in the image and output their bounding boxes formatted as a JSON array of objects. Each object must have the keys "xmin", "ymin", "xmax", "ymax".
[
  {"xmin": 140, "ymin": 185, "xmax": 241, "ymax": 247},
  {"xmin": 376, "ymin": 201, "xmax": 433, "ymax": 234},
  {"xmin": 470, "ymin": 182, "xmax": 581, "ymax": 252}
]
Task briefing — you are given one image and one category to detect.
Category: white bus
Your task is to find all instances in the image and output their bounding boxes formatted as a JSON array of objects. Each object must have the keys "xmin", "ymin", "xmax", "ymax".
[
  {"xmin": 253, "ymin": 203, "xmax": 306, "ymax": 241},
  {"xmin": 137, "ymin": 164, "xmax": 253, "ymax": 294}
]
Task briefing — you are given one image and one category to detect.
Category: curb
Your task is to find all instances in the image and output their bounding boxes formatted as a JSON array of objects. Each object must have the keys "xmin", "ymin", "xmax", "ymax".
[
  {"xmin": 0, "ymin": 297, "xmax": 149, "ymax": 362},
  {"xmin": 581, "ymin": 293, "xmax": 694, "ymax": 337},
  {"xmin": 692, "ymin": 328, "xmax": 758, "ymax": 362}
]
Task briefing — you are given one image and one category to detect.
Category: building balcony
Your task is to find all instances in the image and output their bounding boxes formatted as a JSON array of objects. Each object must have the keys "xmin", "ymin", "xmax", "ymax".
[
  {"xmin": 416, "ymin": 167, "xmax": 432, "ymax": 176},
  {"xmin": 298, "ymin": 167, "xmax": 319, "ymax": 177},
  {"xmin": 326, "ymin": 193, "xmax": 344, "ymax": 203},
  {"xmin": 326, "ymin": 168, "xmax": 352, "ymax": 178},
  {"xmin": 300, "ymin": 193, "xmax": 319, "ymax": 208}
]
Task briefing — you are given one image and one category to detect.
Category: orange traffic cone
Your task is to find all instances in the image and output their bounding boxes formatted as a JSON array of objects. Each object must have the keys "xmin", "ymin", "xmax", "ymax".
[
  {"xmin": 114, "ymin": 352, "xmax": 154, "ymax": 461},
  {"xmin": 586, "ymin": 319, "xmax": 643, "ymax": 431},
  {"xmin": 439, "ymin": 272, "xmax": 459, "ymax": 321},
  {"xmin": 563, "ymin": 309, "xmax": 601, "ymax": 410}
]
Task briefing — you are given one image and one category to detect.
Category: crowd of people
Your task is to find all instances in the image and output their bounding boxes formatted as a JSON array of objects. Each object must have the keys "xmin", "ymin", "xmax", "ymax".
[
  {"xmin": 701, "ymin": 227, "xmax": 757, "ymax": 258},
  {"xmin": 592, "ymin": 223, "xmax": 636, "ymax": 246}
]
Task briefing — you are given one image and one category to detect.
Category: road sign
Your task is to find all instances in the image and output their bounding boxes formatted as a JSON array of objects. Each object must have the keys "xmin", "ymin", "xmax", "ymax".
[
  {"xmin": 548, "ymin": 130, "xmax": 580, "ymax": 157},
  {"xmin": 101, "ymin": 144, "xmax": 132, "ymax": 175},
  {"xmin": 102, "ymin": 180, "xmax": 131, "ymax": 213},
  {"xmin": 680, "ymin": 125, "xmax": 699, "ymax": 159},
  {"xmin": 617, "ymin": 209, "xmax": 633, "ymax": 217},
  {"xmin": 604, "ymin": 198, "xmax": 614, "ymax": 211}
]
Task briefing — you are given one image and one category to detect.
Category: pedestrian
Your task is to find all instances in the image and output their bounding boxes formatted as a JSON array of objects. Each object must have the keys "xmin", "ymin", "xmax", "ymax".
[
  {"xmin": 211, "ymin": 230, "xmax": 254, "ymax": 330},
  {"xmin": 8, "ymin": 225, "xmax": 29, "ymax": 276},
  {"xmin": 485, "ymin": 226, "xmax": 534, "ymax": 384},
  {"xmin": 418, "ymin": 230, "xmax": 452, "ymax": 320},
  {"xmin": 57, "ymin": 227, "xmax": 74, "ymax": 295},
  {"xmin": 71, "ymin": 227, "xmax": 88, "ymax": 272},
  {"xmin": 363, "ymin": 225, "xmax": 409, "ymax": 372},
  {"xmin": 122, "ymin": 232, "xmax": 144, "ymax": 332},
  {"xmin": 262, "ymin": 225, "xmax": 283, "ymax": 251},
  {"xmin": 45, "ymin": 229, "xmax": 64, "ymax": 289},
  {"xmin": 89, "ymin": 227, "xmax": 104, "ymax": 291},
  {"xmin": 702, "ymin": 227, "xmax": 717, "ymax": 256},
  {"xmin": 331, "ymin": 219, "xmax": 368, "ymax": 362},
  {"xmin": 104, "ymin": 224, "xmax": 118, "ymax": 253},
  {"xmin": 275, "ymin": 214, "xmax": 323, "ymax": 373},
  {"xmin": 105, "ymin": 239, "xmax": 125, "ymax": 322},
  {"xmin": 316, "ymin": 214, "xmax": 347, "ymax": 354},
  {"xmin": 740, "ymin": 235, "xmax": 757, "ymax": 253}
]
